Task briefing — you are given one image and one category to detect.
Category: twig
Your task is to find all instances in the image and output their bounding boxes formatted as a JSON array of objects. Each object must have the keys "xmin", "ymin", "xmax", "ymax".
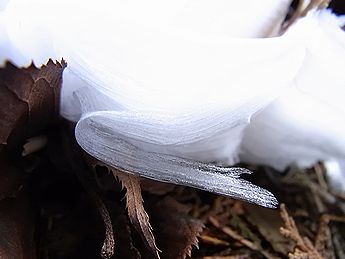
[
  {"xmin": 331, "ymin": 225, "xmax": 345, "ymax": 259},
  {"xmin": 281, "ymin": 0, "xmax": 331, "ymax": 33},
  {"xmin": 200, "ymin": 234, "xmax": 230, "ymax": 246},
  {"xmin": 314, "ymin": 164, "xmax": 328, "ymax": 191},
  {"xmin": 315, "ymin": 213, "xmax": 345, "ymax": 253},
  {"xmin": 314, "ymin": 215, "xmax": 335, "ymax": 258},
  {"xmin": 279, "ymin": 204, "xmax": 323, "ymax": 259},
  {"xmin": 209, "ymin": 216, "xmax": 278, "ymax": 259}
]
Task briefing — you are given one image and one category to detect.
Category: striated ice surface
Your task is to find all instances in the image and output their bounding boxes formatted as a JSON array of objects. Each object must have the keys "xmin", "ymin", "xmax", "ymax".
[
  {"xmin": 76, "ymin": 111, "xmax": 278, "ymax": 208},
  {"xmin": 2, "ymin": 1, "xmax": 345, "ymax": 205},
  {"xmin": 241, "ymin": 11, "xmax": 345, "ymax": 178}
]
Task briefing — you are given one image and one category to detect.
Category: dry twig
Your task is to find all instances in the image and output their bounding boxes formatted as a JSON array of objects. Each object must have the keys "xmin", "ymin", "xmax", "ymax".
[
  {"xmin": 279, "ymin": 204, "xmax": 323, "ymax": 259},
  {"xmin": 281, "ymin": 0, "xmax": 331, "ymax": 33},
  {"xmin": 209, "ymin": 216, "xmax": 278, "ymax": 259}
]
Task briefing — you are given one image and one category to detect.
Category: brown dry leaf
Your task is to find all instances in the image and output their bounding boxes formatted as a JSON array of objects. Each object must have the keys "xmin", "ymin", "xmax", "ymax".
[
  {"xmin": 0, "ymin": 59, "xmax": 66, "ymax": 150},
  {"xmin": 0, "ymin": 56, "xmax": 63, "ymax": 197},
  {"xmin": 0, "ymin": 187, "xmax": 35, "ymax": 259},
  {"xmin": 0, "ymin": 60, "xmax": 65, "ymax": 258},
  {"xmin": 149, "ymin": 196, "xmax": 204, "ymax": 259},
  {"xmin": 97, "ymin": 198, "xmax": 115, "ymax": 259},
  {"xmin": 244, "ymin": 203, "xmax": 294, "ymax": 255},
  {"xmin": 114, "ymin": 170, "xmax": 160, "ymax": 259},
  {"xmin": 105, "ymin": 201, "xmax": 141, "ymax": 259}
]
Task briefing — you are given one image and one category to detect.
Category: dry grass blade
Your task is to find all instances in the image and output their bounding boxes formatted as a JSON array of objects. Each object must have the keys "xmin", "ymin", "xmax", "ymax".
[{"xmin": 114, "ymin": 171, "xmax": 160, "ymax": 259}]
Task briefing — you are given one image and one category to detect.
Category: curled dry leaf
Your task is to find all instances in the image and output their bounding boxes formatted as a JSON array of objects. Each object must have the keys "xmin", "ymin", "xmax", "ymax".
[
  {"xmin": 148, "ymin": 196, "xmax": 204, "ymax": 259},
  {"xmin": 0, "ymin": 60, "xmax": 65, "ymax": 258},
  {"xmin": 113, "ymin": 170, "xmax": 160, "ymax": 259},
  {"xmin": 0, "ymin": 59, "xmax": 66, "ymax": 150},
  {"xmin": 0, "ymin": 57, "xmax": 64, "ymax": 198}
]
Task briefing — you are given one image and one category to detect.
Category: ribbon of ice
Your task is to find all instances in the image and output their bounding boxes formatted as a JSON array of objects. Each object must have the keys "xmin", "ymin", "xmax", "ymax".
[
  {"xmin": 2, "ymin": 0, "xmax": 344, "ymax": 206},
  {"xmin": 241, "ymin": 9, "xmax": 345, "ymax": 195}
]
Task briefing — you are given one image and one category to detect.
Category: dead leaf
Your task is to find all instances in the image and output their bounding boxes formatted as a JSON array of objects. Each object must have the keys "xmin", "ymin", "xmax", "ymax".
[
  {"xmin": 149, "ymin": 196, "xmax": 204, "ymax": 259},
  {"xmin": 114, "ymin": 170, "xmax": 160, "ymax": 259},
  {"xmin": 0, "ymin": 154, "xmax": 24, "ymax": 200},
  {"xmin": 0, "ymin": 57, "xmax": 64, "ymax": 205},
  {"xmin": 0, "ymin": 187, "xmax": 36, "ymax": 259},
  {"xmin": 97, "ymin": 198, "xmax": 115, "ymax": 259},
  {"xmin": 244, "ymin": 203, "xmax": 294, "ymax": 255},
  {"xmin": 0, "ymin": 59, "xmax": 66, "ymax": 259},
  {"xmin": 0, "ymin": 59, "xmax": 66, "ymax": 150},
  {"xmin": 105, "ymin": 200, "xmax": 141, "ymax": 259}
]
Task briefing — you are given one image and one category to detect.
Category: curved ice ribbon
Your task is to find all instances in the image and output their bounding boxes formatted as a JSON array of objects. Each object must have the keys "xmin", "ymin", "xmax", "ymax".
[{"xmin": 76, "ymin": 111, "xmax": 278, "ymax": 208}]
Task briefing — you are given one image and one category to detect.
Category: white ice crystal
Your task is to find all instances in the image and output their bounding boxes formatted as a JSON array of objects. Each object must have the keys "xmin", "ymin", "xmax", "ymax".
[
  {"xmin": 241, "ymin": 10, "xmax": 345, "ymax": 173},
  {"xmin": 1, "ymin": 0, "xmax": 345, "ymax": 206}
]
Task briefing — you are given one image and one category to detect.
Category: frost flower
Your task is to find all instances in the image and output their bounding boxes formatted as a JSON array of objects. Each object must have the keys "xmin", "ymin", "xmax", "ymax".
[
  {"xmin": 241, "ymin": 10, "xmax": 345, "ymax": 192},
  {"xmin": 3, "ymin": 1, "xmax": 344, "ymax": 205}
]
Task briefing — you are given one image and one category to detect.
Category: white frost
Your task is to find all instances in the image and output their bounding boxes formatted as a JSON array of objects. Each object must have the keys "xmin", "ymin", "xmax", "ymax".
[
  {"xmin": 241, "ymin": 11, "xmax": 345, "ymax": 176},
  {"xmin": 2, "ymin": 1, "xmax": 345, "ymax": 205}
]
